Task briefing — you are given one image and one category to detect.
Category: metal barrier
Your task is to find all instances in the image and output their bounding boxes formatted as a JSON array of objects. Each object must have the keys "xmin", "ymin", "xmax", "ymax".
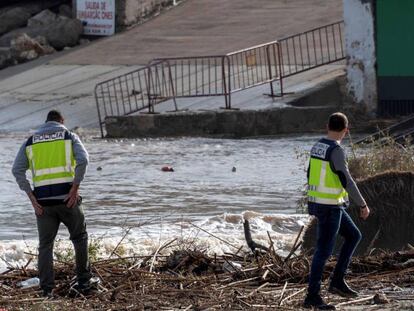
[
  {"xmin": 151, "ymin": 55, "xmax": 231, "ymax": 108},
  {"xmin": 95, "ymin": 21, "xmax": 345, "ymax": 137},
  {"xmin": 95, "ymin": 61, "xmax": 177, "ymax": 137},
  {"xmin": 226, "ymin": 41, "xmax": 283, "ymax": 98},
  {"xmin": 278, "ymin": 21, "xmax": 345, "ymax": 78}
]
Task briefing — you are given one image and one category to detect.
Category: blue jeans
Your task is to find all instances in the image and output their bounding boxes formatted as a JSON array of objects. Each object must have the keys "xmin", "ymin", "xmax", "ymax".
[{"xmin": 307, "ymin": 203, "xmax": 362, "ymax": 296}]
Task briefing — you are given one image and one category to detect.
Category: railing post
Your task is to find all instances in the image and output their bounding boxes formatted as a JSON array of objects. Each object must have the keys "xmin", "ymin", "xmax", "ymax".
[
  {"xmin": 276, "ymin": 42, "xmax": 284, "ymax": 97},
  {"xmin": 94, "ymin": 85, "xmax": 105, "ymax": 138},
  {"xmin": 227, "ymin": 55, "xmax": 232, "ymax": 109},
  {"xmin": 266, "ymin": 45, "xmax": 275, "ymax": 97},
  {"xmin": 221, "ymin": 56, "xmax": 229, "ymax": 109},
  {"xmin": 147, "ymin": 65, "xmax": 154, "ymax": 113},
  {"xmin": 166, "ymin": 60, "xmax": 179, "ymax": 111}
]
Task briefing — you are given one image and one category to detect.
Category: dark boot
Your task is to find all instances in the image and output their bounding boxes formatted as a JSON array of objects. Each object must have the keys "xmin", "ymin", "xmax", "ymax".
[
  {"xmin": 304, "ymin": 293, "xmax": 336, "ymax": 310},
  {"xmin": 329, "ymin": 279, "xmax": 358, "ymax": 298},
  {"xmin": 41, "ymin": 288, "xmax": 54, "ymax": 299}
]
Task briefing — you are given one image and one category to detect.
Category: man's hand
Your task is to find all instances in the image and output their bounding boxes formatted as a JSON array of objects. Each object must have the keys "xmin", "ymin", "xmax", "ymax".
[
  {"xmin": 360, "ymin": 205, "xmax": 370, "ymax": 220},
  {"xmin": 65, "ymin": 184, "xmax": 80, "ymax": 208},
  {"xmin": 28, "ymin": 192, "xmax": 43, "ymax": 216}
]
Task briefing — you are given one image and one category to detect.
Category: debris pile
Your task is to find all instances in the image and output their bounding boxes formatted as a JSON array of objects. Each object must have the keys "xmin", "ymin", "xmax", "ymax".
[{"xmin": 2, "ymin": 237, "xmax": 414, "ymax": 310}]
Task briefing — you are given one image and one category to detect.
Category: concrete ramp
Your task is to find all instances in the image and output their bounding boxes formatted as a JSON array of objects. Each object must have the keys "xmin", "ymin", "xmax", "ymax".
[
  {"xmin": 0, "ymin": 0, "xmax": 343, "ymax": 132},
  {"xmin": 52, "ymin": 0, "xmax": 342, "ymax": 66},
  {"xmin": 0, "ymin": 63, "xmax": 344, "ymax": 132},
  {"xmin": 0, "ymin": 64, "xmax": 140, "ymax": 131}
]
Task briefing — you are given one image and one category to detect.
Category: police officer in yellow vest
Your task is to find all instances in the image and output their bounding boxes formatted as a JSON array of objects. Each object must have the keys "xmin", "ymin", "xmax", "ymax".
[
  {"xmin": 12, "ymin": 110, "xmax": 92, "ymax": 297},
  {"xmin": 303, "ymin": 113, "xmax": 370, "ymax": 310}
]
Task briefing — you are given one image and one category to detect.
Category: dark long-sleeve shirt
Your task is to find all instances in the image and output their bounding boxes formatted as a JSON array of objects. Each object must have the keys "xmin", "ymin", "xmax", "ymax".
[{"xmin": 330, "ymin": 145, "xmax": 366, "ymax": 207}]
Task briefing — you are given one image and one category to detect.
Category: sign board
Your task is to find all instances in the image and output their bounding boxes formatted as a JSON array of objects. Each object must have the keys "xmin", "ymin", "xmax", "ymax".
[{"xmin": 76, "ymin": 0, "xmax": 115, "ymax": 36}]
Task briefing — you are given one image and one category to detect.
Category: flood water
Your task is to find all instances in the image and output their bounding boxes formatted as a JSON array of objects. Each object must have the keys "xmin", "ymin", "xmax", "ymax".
[{"xmin": 0, "ymin": 132, "xmax": 317, "ymax": 268}]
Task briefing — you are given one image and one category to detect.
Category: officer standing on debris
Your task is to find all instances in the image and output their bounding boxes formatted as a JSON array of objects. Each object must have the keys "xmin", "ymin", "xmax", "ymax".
[
  {"xmin": 12, "ymin": 110, "xmax": 92, "ymax": 298},
  {"xmin": 304, "ymin": 112, "xmax": 370, "ymax": 310}
]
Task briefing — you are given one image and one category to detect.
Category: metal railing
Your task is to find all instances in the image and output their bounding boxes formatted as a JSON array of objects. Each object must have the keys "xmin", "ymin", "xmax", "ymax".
[
  {"xmin": 278, "ymin": 21, "xmax": 345, "ymax": 77},
  {"xmin": 95, "ymin": 61, "xmax": 178, "ymax": 136},
  {"xmin": 151, "ymin": 55, "xmax": 231, "ymax": 108},
  {"xmin": 95, "ymin": 21, "xmax": 345, "ymax": 137}
]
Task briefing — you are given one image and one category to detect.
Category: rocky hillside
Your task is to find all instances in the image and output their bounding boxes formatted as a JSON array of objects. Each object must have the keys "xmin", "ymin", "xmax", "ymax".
[{"xmin": 0, "ymin": 0, "xmax": 83, "ymax": 69}]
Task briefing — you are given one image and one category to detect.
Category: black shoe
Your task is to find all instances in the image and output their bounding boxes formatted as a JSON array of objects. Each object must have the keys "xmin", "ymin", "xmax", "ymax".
[
  {"xmin": 42, "ymin": 289, "xmax": 54, "ymax": 299},
  {"xmin": 329, "ymin": 279, "xmax": 358, "ymax": 298},
  {"xmin": 71, "ymin": 277, "xmax": 101, "ymax": 296},
  {"xmin": 304, "ymin": 294, "xmax": 336, "ymax": 310}
]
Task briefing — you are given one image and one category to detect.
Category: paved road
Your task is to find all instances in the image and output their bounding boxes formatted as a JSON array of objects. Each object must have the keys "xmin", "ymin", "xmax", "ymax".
[{"xmin": 53, "ymin": 0, "xmax": 342, "ymax": 65}]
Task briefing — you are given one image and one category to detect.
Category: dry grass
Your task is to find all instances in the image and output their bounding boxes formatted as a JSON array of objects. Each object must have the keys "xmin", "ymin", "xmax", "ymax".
[{"xmin": 348, "ymin": 135, "xmax": 414, "ymax": 180}]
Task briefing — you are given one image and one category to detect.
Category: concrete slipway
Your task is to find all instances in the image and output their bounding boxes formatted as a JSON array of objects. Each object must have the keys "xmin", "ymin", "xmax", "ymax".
[
  {"xmin": 0, "ymin": 0, "xmax": 344, "ymax": 133},
  {"xmin": 0, "ymin": 62, "xmax": 345, "ymax": 133}
]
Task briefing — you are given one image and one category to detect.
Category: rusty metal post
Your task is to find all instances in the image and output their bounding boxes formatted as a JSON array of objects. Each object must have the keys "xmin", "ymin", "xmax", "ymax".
[
  {"xmin": 94, "ymin": 84, "xmax": 104, "ymax": 138},
  {"xmin": 147, "ymin": 66, "xmax": 154, "ymax": 113},
  {"xmin": 276, "ymin": 42, "xmax": 284, "ymax": 96},
  {"xmin": 226, "ymin": 55, "xmax": 232, "ymax": 109},
  {"xmin": 166, "ymin": 60, "xmax": 179, "ymax": 111},
  {"xmin": 266, "ymin": 45, "xmax": 275, "ymax": 97},
  {"xmin": 221, "ymin": 56, "xmax": 229, "ymax": 109}
]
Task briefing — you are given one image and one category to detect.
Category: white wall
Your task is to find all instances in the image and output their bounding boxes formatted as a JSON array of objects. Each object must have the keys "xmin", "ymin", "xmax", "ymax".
[
  {"xmin": 343, "ymin": 0, "xmax": 377, "ymax": 112},
  {"xmin": 116, "ymin": 0, "xmax": 173, "ymax": 28}
]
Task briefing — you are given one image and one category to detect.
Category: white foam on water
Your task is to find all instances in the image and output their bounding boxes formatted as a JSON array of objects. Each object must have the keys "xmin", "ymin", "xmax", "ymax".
[{"xmin": 0, "ymin": 212, "xmax": 310, "ymax": 273}]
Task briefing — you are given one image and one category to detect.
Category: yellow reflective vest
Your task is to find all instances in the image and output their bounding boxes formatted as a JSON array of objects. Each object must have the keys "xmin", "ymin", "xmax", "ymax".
[
  {"xmin": 307, "ymin": 139, "xmax": 348, "ymax": 205},
  {"xmin": 25, "ymin": 130, "xmax": 75, "ymax": 199}
]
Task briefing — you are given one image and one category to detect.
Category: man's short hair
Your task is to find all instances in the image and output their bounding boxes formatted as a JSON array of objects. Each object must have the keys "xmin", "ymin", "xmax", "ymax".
[
  {"xmin": 46, "ymin": 110, "xmax": 64, "ymax": 123},
  {"xmin": 328, "ymin": 112, "xmax": 348, "ymax": 132}
]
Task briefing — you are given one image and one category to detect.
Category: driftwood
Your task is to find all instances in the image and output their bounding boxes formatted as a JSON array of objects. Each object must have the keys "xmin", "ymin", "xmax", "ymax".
[
  {"xmin": 1, "ymin": 248, "xmax": 414, "ymax": 310},
  {"xmin": 2, "ymin": 222, "xmax": 414, "ymax": 310},
  {"xmin": 243, "ymin": 219, "xmax": 269, "ymax": 253}
]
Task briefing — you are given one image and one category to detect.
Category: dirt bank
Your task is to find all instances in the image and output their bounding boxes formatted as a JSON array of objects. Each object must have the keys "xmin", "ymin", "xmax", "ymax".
[{"xmin": 302, "ymin": 171, "xmax": 414, "ymax": 255}]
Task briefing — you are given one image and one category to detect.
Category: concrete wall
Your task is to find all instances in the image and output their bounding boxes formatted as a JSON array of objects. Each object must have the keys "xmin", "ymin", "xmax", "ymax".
[
  {"xmin": 343, "ymin": 0, "xmax": 377, "ymax": 113},
  {"xmin": 116, "ymin": 0, "xmax": 174, "ymax": 28},
  {"xmin": 105, "ymin": 106, "xmax": 337, "ymax": 138},
  {"xmin": 104, "ymin": 79, "xmax": 346, "ymax": 138}
]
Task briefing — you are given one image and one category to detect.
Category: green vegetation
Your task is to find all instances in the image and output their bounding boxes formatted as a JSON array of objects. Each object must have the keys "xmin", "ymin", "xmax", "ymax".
[{"xmin": 53, "ymin": 237, "xmax": 105, "ymax": 263}]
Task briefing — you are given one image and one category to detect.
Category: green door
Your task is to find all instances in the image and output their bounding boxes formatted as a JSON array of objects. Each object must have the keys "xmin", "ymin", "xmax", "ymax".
[{"xmin": 377, "ymin": 0, "xmax": 414, "ymax": 115}]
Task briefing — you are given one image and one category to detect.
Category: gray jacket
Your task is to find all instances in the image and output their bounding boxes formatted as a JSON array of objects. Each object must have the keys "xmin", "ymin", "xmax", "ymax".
[{"xmin": 12, "ymin": 122, "xmax": 89, "ymax": 196}]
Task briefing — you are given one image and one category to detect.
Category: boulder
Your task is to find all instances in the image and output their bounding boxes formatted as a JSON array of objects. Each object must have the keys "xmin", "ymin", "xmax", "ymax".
[
  {"xmin": 58, "ymin": 4, "xmax": 73, "ymax": 18},
  {"xmin": 0, "ymin": 17, "xmax": 83, "ymax": 50},
  {"xmin": 8, "ymin": 1, "xmax": 66, "ymax": 15},
  {"xmin": 27, "ymin": 9, "xmax": 58, "ymax": 28},
  {"xmin": 45, "ymin": 18, "xmax": 83, "ymax": 50},
  {"xmin": 0, "ymin": 46, "xmax": 14, "ymax": 69},
  {"xmin": 0, "ymin": 7, "xmax": 31, "ymax": 36},
  {"xmin": 10, "ymin": 33, "xmax": 55, "ymax": 63}
]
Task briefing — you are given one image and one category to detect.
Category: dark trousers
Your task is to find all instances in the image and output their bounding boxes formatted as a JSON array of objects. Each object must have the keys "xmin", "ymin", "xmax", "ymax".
[
  {"xmin": 36, "ymin": 200, "xmax": 91, "ymax": 291},
  {"xmin": 307, "ymin": 204, "xmax": 362, "ymax": 296}
]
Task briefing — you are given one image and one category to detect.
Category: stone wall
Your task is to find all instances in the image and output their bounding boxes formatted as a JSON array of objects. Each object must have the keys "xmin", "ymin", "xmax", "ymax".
[
  {"xmin": 343, "ymin": 0, "xmax": 377, "ymax": 113},
  {"xmin": 104, "ymin": 79, "xmax": 345, "ymax": 138},
  {"xmin": 105, "ymin": 106, "xmax": 337, "ymax": 138},
  {"xmin": 116, "ymin": 0, "xmax": 175, "ymax": 29}
]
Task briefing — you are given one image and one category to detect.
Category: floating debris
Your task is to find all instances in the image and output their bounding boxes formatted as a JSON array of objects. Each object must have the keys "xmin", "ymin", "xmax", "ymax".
[{"xmin": 161, "ymin": 166, "xmax": 174, "ymax": 172}]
